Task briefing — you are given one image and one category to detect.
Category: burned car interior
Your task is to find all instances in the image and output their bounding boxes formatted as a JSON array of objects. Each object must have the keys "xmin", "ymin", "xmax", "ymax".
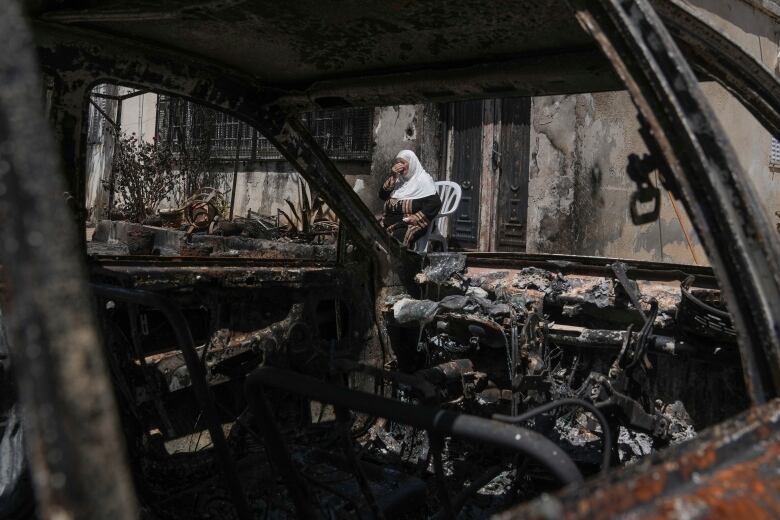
[{"xmin": 3, "ymin": 0, "xmax": 780, "ymax": 519}]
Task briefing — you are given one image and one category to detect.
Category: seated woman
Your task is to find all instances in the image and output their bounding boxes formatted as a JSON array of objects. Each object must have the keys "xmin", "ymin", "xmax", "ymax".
[{"xmin": 379, "ymin": 150, "xmax": 442, "ymax": 248}]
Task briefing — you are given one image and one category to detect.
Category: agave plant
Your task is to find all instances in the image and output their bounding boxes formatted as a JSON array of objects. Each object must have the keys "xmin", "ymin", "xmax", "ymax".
[{"xmin": 278, "ymin": 176, "xmax": 337, "ymax": 235}]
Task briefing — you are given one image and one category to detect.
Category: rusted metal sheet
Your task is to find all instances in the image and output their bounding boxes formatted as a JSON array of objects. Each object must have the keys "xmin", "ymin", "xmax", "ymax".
[
  {"xmin": 89, "ymin": 262, "xmax": 350, "ymax": 290},
  {"xmin": 27, "ymin": 0, "xmax": 621, "ymax": 101},
  {"xmin": 464, "ymin": 251, "xmax": 719, "ymax": 287},
  {"xmin": 500, "ymin": 398, "xmax": 780, "ymax": 519}
]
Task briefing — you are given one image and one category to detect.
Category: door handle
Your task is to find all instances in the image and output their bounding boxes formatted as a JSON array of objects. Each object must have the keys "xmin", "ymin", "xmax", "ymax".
[
  {"xmin": 510, "ymin": 184, "xmax": 520, "ymax": 192},
  {"xmin": 462, "ymin": 181, "xmax": 473, "ymax": 190}
]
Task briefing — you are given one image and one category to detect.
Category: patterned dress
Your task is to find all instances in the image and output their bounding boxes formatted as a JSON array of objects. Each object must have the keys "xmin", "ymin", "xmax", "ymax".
[{"xmin": 379, "ymin": 175, "xmax": 442, "ymax": 247}]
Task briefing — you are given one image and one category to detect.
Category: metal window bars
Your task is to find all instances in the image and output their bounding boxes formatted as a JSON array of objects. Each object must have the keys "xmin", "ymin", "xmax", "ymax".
[
  {"xmin": 771, "ymin": 137, "xmax": 780, "ymax": 173},
  {"xmin": 157, "ymin": 95, "xmax": 372, "ymax": 161}
]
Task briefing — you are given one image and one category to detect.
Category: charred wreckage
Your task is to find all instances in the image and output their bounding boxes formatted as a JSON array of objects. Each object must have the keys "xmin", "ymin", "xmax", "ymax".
[{"xmin": 2, "ymin": 0, "xmax": 780, "ymax": 519}]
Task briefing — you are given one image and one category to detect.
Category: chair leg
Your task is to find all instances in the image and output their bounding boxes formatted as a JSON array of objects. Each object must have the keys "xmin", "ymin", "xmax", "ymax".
[{"xmin": 442, "ymin": 237, "xmax": 448, "ymax": 253}]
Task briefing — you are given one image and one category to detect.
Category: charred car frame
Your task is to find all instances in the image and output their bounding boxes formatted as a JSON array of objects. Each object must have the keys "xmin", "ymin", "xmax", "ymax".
[{"xmin": 2, "ymin": 0, "xmax": 780, "ymax": 518}]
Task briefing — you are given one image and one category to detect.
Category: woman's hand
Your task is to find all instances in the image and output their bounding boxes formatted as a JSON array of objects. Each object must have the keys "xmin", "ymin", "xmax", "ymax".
[{"xmin": 391, "ymin": 161, "xmax": 408, "ymax": 177}]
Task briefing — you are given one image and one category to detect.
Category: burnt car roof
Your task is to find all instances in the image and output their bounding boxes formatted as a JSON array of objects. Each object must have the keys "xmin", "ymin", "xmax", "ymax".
[{"xmin": 25, "ymin": 0, "xmax": 624, "ymax": 106}]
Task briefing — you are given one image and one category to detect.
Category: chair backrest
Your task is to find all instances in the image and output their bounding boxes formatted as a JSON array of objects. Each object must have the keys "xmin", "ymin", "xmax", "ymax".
[{"xmin": 435, "ymin": 181, "xmax": 461, "ymax": 217}]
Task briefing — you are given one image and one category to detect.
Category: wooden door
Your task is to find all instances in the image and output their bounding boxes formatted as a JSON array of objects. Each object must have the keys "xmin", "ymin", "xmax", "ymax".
[
  {"xmin": 496, "ymin": 97, "xmax": 530, "ymax": 251},
  {"xmin": 448, "ymin": 100, "xmax": 483, "ymax": 250}
]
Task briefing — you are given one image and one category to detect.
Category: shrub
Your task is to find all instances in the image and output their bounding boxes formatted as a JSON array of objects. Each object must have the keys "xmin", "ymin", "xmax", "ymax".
[{"xmin": 106, "ymin": 133, "xmax": 176, "ymax": 223}]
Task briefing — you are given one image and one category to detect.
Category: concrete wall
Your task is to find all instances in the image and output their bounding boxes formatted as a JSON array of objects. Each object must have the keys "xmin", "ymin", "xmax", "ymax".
[
  {"xmin": 525, "ymin": 0, "xmax": 780, "ymax": 264},
  {"xmin": 527, "ymin": 92, "xmax": 706, "ymax": 264},
  {"xmin": 229, "ymin": 162, "xmax": 303, "ymax": 219},
  {"xmin": 352, "ymin": 104, "xmax": 443, "ymax": 215},
  {"xmin": 84, "ymin": 85, "xmax": 118, "ymax": 221}
]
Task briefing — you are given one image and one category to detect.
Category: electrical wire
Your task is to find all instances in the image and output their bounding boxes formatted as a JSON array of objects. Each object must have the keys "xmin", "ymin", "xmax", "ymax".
[{"xmin": 493, "ymin": 398, "xmax": 612, "ymax": 474}]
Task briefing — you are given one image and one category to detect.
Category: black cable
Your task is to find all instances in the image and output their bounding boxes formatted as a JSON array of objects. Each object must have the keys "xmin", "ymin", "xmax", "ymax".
[
  {"xmin": 430, "ymin": 435, "xmax": 454, "ymax": 519},
  {"xmin": 247, "ymin": 367, "xmax": 583, "ymax": 486},
  {"xmin": 303, "ymin": 472, "xmax": 364, "ymax": 520},
  {"xmin": 336, "ymin": 405, "xmax": 384, "ymax": 520},
  {"xmin": 493, "ymin": 398, "xmax": 612, "ymax": 473},
  {"xmin": 626, "ymin": 300, "xmax": 658, "ymax": 370}
]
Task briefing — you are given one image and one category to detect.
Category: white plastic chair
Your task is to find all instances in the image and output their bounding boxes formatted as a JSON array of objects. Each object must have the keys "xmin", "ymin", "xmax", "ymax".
[{"xmin": 416, "ymin": 181, "xmax": 462, "ymax": 253}]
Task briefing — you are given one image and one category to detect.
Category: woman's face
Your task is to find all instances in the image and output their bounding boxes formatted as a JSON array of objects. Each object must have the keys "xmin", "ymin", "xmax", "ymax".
[{"xmin": 392, "ymin": 158, "xmax": 409, "ymax": 176}]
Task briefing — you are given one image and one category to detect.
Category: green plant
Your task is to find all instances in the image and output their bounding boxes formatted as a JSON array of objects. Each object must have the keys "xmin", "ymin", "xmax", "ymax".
[
  {"xmin": 106, "ymin": 133, "xmax": 176, "ymax": 223},
  {"xmin": 278, "ymin": 176, "xmax": 337, "ymax": 234},
  {"xmin": 166, "ymin": 98, "xmax": 229, "ymax": 205}
]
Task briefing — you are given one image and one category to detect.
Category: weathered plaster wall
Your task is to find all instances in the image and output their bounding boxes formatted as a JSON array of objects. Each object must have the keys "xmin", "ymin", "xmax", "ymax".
[
  {"xmin": 357, "ymin": 104, "xmax": 443, "ymax": 215},
  {"xmin": 527, "ymin": 93, "xmax": 706, "ymax": 264},
  {"xmin": 230, "ymin": 164, "xmax": 302, "ymax": 219},
  {"xmin": 118, "ymin": 89, "xmax": 158, "ymax": 143},
  {"xmin": 526, "ymin": 0, "xmax": 780, "ymax": 264},
  {"xmin": 84, "ymin": 136, "xmax": 115, "ymax": 220},
  {"xmin": 687, "ymin": 0, "xmax": 780, "ymax": 221}
]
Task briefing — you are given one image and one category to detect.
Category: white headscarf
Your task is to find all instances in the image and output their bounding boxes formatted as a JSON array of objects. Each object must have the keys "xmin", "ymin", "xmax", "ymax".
[{"xmin": 390, "ymin": 149, "xmax": 438, "ymax": 200}]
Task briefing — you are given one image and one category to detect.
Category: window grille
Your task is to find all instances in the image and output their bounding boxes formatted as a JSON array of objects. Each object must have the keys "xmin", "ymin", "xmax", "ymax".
[
  {"xmin": 771, "ymin": 137, "xmax": 780, "ymax": 173},
  {"xmin": 87, "ymin": 84, "xmax": 115, "ymax": 145},
  {"xmin": 157, "ymin": 96, "xmax": 372, "ymax": 161}
]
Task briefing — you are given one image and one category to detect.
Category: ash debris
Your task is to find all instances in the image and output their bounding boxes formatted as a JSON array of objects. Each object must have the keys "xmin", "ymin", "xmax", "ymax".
[
  {"xmin": 373, "ymin": 255, "xmax": 718, "ymax": 514},
  {"xmin": 417, "ymin": 253, "xmax": 468, "ymax": 285},
  {"xmin": 512, "ymin": 267, "xmax": 571, "ymax": 294},
  {"xmin": 89, "ymin": 254, "xmax": 736, "ymax": 520}
]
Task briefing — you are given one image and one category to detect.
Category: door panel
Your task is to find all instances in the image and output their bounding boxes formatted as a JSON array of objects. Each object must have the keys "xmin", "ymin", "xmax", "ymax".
[
  {"xmin": 449, "ymin": 100, "xmax": 483, "ymax": 250},
  {"xmin": 496, "ymin": 97, "xmax": 530, "ymax": 251}
]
